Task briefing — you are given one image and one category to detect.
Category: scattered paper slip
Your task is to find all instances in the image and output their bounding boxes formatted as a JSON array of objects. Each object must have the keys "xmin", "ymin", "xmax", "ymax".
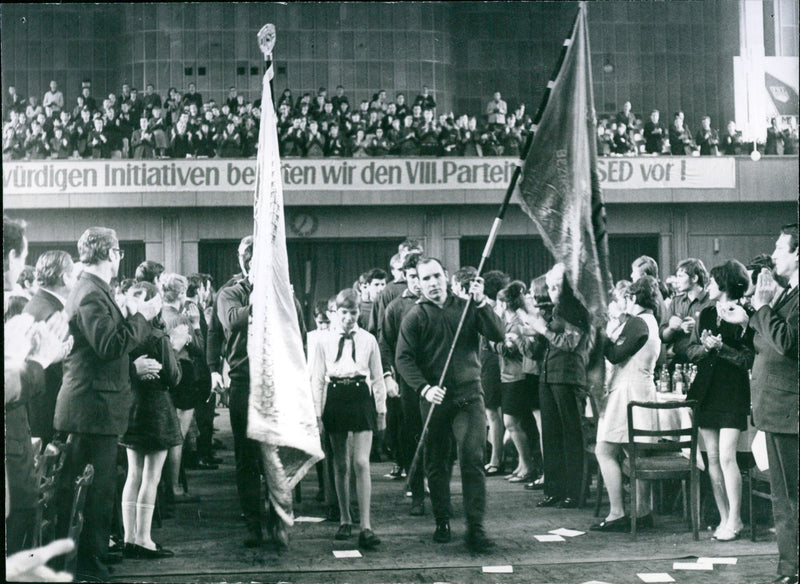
[
  {"xmin": 673, "ymin": 562, "xmax": 713, "ymax": 570},
  {"xmin": 698, "ymin": 557, "xmax": 738, "ymax": 565},
  {"xmin": 333, "ymin": 550, "xmax": 362, "ymax": 558},
  {"xmin": 637, "ymin": 574, "xmax": 675, "ymax": 583},
  {"xmin": 482, "ymin": 565, "xmax": 513, "ymax": 574},
  {"xmin": 549, "ymin": 528, "xmax": 585, "ymax": 537},
  {"xmin": 534, "ymin": 534, "xmax": 566, "ymax": 542},
  {"xmin": 294, "ymin": 516, "xmax": 325, "ymax": 523}
]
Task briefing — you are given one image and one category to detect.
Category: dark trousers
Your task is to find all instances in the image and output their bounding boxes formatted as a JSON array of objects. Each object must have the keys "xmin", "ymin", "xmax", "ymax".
[
  {"xmin": 195, "ymin": 393, "xmax": 215, "ymax": 459},
  {"xmin": 229, "ymin": 381, "xmax": 263, "ymax": 531},
  {"xmin": 421, "ymin": 395, "xmax": 486, "ymax": 527},
  {"xmin": 765, "ymin": 431, "xmax": 799, "ymax": 577},
  {"xmin": 540, "ymin": 382, "xmax": 584, "ymax": 501},
  {"xmin": 384, "ymin": 395, "xmax": 403, "ymax": 460},
  {"xmin": 54, "ymin": 433, "xmax": 118, "ymax": 581},
  {"xmin": 400, "ymin": 383, "xmax": 425, "ymax": 503}
]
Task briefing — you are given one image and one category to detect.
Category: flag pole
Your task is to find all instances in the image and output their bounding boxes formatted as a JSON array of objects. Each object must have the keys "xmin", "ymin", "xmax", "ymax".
[{"xmin": 406, "ymin": 5, "xmax": 585, "ymax": 488}]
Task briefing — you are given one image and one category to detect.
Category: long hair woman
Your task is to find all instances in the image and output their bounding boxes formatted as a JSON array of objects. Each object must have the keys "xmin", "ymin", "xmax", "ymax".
[
  {"xmin": 590, "ymin": 276, "xmax": 662, "ymax": 531},
  {"xmin": 310, "ymin": 288, "xmax": 387, "ymax": 549},
  {"xmin": 119, "ymin": 281, "xmax": 186, "ymax": 558},
  {"xmin": 687, "ymin": 260, "xmax": 753, "ymax": 541}
]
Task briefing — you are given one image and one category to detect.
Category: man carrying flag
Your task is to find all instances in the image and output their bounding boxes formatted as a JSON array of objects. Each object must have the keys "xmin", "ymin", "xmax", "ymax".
[{"xmin": 218, "ymin": 24, "xmax": 324, "ymax": 550}]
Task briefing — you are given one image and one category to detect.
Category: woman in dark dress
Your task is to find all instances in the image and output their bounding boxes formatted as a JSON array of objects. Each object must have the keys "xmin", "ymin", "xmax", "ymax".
[
  {"xmin": 687, "ymin": 260, "xmax": 754, "ymax": 541},
  {"xmin": 119, "ymin": 281, "xmax": 185, "ymax": 558}
]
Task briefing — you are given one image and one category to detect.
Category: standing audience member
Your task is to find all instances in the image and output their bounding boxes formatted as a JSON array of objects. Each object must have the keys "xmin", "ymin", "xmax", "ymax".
[
  {"xmin": 643, "ymin": 110, "xmax": 666, "ymax": 154},
  {"xmin": 765, "ymin": 118, "xmax": 786, "ymax": 155},
  {"xmin": 660, "ymin": 258, "xmax": 711, "ymax": 368},
  {"xmin": 396, "ymin": 257, "xmax": 504, "ymax": 553},
  {"xmin": 53, "ymin": 227, "xmax": 161, "ymax": 582},
  {"xmin": 590, "ymin": 276, "xmax": 661, "ymax": 532},
  {"xmin": 686, "ymin": 260, "xmax": 753, "ymax": 541},
  {"xmin": 311, "ymin": 288, "xmax": 387, "ymax": 549},
  {"xmin": 722, "ymin": 223, "xmax": 798, "ymax": 584},
  {"xmin": 695, "ymin": 116, "xmax": 720, "ymax": 156},
  {"xmin": 119, "ymin": 281, "xmax": 183, "ymax": 559}
]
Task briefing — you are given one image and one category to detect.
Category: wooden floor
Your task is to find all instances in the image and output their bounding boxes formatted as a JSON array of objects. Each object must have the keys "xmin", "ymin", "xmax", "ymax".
[{"xmin": 111, "ymin": 407, "xmax": 782, "ymax": 584}]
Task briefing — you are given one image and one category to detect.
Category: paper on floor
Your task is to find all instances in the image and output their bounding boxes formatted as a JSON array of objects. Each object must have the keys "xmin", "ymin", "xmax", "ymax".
[
  {"xmin": 673, "ymin": 562, "xmax": 713, "ymax": 570},
  {"xmin": 697, "ymin": 557, "xmax": 738, "ymax": 565},
  {"xmin": 333, "ymin": 549, "xmax": 362, "ymax": 558},
  {"xmin": 294, "ymin": 516, "xmax": 325, "ymax": 522},
  {"xmin": 636, "ymin": 574, "xmax": 675, "ymax": 583},
  {"xmin": 549, "ymin": 527, "xmax": 585, "ymax": 537},
  {"xmin": 534, "ymin": 534, "xmax": 566, "ymax": 542},
  {"xmin": 482, "ymin": 565, "xmax": 513, "ymax": 573}
]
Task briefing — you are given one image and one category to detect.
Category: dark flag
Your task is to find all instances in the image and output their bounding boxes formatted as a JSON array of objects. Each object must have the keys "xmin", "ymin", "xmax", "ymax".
[{"xmin": 517, "ymin": 2, "xmax": 612, "ymax": 328}]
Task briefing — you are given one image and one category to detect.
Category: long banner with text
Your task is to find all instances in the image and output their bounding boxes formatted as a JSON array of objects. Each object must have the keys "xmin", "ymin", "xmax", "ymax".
[{"xmin": 3, "ymin": 156, "xmax": 736, "ymax": 195}]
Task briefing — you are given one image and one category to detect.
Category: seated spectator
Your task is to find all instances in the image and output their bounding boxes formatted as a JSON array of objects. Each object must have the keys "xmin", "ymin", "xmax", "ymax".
[
  {"xmin": 88, "ymin": 115, "xmax": 111, "ymax": 159},
  {"xmin": 765, "ymin": 117, "xmax": 785, "ymax": 155},
  {"xmin": 414, "ymin": 85, "xmax": 436, "ymax": 112},
  {"xmin": 192, "ymin": 120, "xmax": 217, "ymax": 158},
  {"xmin": 42, "ymin": 80, "xmax": 65, "ymax": 113},
  {"xmin": 367, "ymin": 127, "xmax": 391, "ymax": 157},
  {"xmin": 72, "ymin": 94, "xmax": 87, "ymax": 121},
  {"xmin": 643, "ymin": 109, "xmax": 666, "ymax": 154},
  {"xmin": 440, "ymin": 114, "xmax": 460, "ymax": 156},
  {"xmin": 366, "ymin": 110, "xmax": 382, "ymax": 137},
  {"xmin": 103, "ymin": 108, "xmax": 125, "ymax": 158},
  {"xmin": 240, "ymin": 116, "xmax": 258, "ymax": 158},
  {"xmin": 165, "ymin": 87, "xmax": 182, "ymax": 126},
  {"xmin": 142, "ymin": 83, "xmax": 162, "ymax": 114},
  {"xmin": 5, "ymin": 85, "xmax": 26, "ymax": 119},
  {"xmin": 24, "ymin": 121, "xmax": 51, "ymax": 159},
  {"xmin": 498, "ymin": 114, "xmax": 523, "ymax": 157},
  {"xmin": 351, "ymin": 128, "xmax": 370, "ymax": 157},
  {"xmin": 50, "ymin": 124, "xmax": 73, "ymax": 158},
  {"xmin": 338, "ymin": 100, "xmax": 352, "ymax": 129},
  {"xmin": 324, "ymin": 123, "xmax": 347, "ymax": 157},
  {"xmin": 277, "ymin": 88, "xmax": 294, "ymax": 112},
  {"xmin": 217, "ymin": 120, "xmax": 242, "ymax": 158},
  {"xmin": 479, "ymin": 126, "xmax": 502, "ymax": 156},
  {"xmin": 226, "ymin": 86, "xmax": 240, "ymax": 115},
  {"xmin": 486, "ymin": 91, "xmax": 507, "ymax": 128},
  {"xmin": 2, "ymin": 123, "xmax": 24, "ymax": 160},
  {"xmin": 170, "ymin": 116, "xmax": 192, "ymax": 158},
  {"xmin": 397, "ymin": 115, "xmax": 420, "ymax": 156},
  {"xmin": 460, "ymin": 116, "xmax": 481, "ymax": 156},
  {"xmin": 694, "ymin": 115, "xmax": 719, "ymax": 156},
  {"xmin": 72, "ymin": 107, "xmax": 93, "ymax": 158},
  {"xmin": 327, "ymin": 85, "xmax": 345, "ymax": 111},
  {"xmin": 182, "ymin": 82, "xmax": 203, "ymax": 110},
  {"xmin": 80, "ymin": 85, "xmax": 97, "ymax": 113},
  {"xmin": 721, "ymin": 120, "xmax": 743, "ymax": 155},
  {"xmin": 149, "ymin": 105, "xmax": 169, "ymax": 156},
  {"xmin": 128, "ymin": 87, "xmax": 144, "ymax": 121},
  {"xmin": 611, "ymin": 123, "xmax": 635, "ymax": 155},
  {"xmin": 305, "ymin": 119, "xmax": 325, "ymax": 158},
  {"xmin": 131, "ymin": 117, "xmax": 156, "ymax": 159},
  {"xmin": 394, "ymin": 92, "xmax": 409, "ymax": 119},
  {"xmin": 596, "ymin": 121, "xmax": 613, "ymax": 157},
  {"xmin": 281, "ymin": 117, "xmax": 307, "ymax": 157},
  {"xmin": 26, "ymin": 96, "xmax": 43, "ymax": 122},
  {"xmin": 417, "ymin": 108, "xmax": 440, "ymax": 156},
  {"xmin": 668, "ymin": 111, "xmax": 694, "ymax": 155},
  {"xmin": 615, "ymin": 101, "xmax": 637, "ymax": 137},
  {"xmin": 318, "ymin": 101, "xmax": 338, "ymax": 134}
]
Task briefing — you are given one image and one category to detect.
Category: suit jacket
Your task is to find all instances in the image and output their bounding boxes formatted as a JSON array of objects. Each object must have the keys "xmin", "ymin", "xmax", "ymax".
[
  {"xmin": 749, "ymin": 286, "xmax": 799, "ymax": 434},
  {"xmin": 23, "ymin": 289, "xmax": 66, "ymax": 442},
  {"xmin": 54, "ymin": 272, "xmax": 151, "ymax": 436}
]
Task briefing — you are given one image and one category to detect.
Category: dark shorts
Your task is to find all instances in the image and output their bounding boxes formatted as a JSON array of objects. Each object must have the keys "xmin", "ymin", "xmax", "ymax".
[
  {"xmin": 697, "ymin": 408, "xmax": 747, "ymax": 432},
  {"xmin": 322, "ymin": 378, "xmax": 376, "ymax": 434}
]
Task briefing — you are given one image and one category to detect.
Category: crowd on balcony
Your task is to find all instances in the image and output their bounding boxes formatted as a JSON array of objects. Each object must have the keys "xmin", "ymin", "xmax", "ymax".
[{"xmin": 3, "ymin": 80, "xmax": 798, "ymax": 161}]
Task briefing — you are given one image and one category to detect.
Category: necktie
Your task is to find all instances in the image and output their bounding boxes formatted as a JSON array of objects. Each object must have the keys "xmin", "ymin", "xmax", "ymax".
[{"xmin": 335, "ymin": 330, "xmax": 356, "ymax": 362}]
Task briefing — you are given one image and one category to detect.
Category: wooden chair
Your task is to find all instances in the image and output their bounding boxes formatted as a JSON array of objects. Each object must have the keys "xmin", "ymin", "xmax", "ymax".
[
  {"xmin": 577, "ymin": 390, "xmax": 604, "ymax": 515},
  {"xmin": 623, "ymin": 400, "xmax": 700, "ymax": 540},
  {"xmin": 32, "ymin": 440, "xmax": 67, "ymax": 547},
  {"xmin": 747, "ymin": 465, "xmax": 771, "ymax": 541},
  {"xmin": 62, "ymin": 464, "xmax": 95, "ymax": 576}
]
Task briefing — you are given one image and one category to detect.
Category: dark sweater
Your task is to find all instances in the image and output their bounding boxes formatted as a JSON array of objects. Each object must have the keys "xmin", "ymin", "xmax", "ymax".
[
  {"xmin": 378, "ymin": 291, "xmax": 419, "ymax": 375},
  {"xmin": 604, "ymin": 316, "xmax": 649, "ymax": 365},
  {"xmin": 395, "ymin": 294, "xmax": 504, "ymax": 402},
  {"xmin": 216, "ymin": 278, "xmax": 252, "ymax": 383}
]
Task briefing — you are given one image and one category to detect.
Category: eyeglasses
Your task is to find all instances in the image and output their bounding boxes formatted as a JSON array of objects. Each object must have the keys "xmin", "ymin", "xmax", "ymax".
[{"xmin": 112, "ymin": 248, "xmax": 125, "ymax": 259}]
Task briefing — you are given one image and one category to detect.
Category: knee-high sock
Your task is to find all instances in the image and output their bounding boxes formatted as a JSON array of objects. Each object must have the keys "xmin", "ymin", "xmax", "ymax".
[
  {"xmin": 121, "ymin": 502, "xmax": 137, "ymax": 544},
  {"xmin": 135, "ymin": 503, "xmax": 156, "ymax": 548}
]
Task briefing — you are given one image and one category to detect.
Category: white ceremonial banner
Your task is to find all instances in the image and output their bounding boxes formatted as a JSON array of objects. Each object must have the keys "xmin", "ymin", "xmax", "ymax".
[
  {"xmin": 2, "ymin": 156, "xmax": 736, "ymax": 195},
  {"xmin": 246, "ymin": 25, "xmax": 324, "ymax": 527}
]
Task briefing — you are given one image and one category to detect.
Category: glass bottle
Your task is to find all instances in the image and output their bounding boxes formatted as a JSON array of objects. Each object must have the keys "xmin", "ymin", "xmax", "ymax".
[{"xmin": 673, "ymin": 364, "xmax": 685, "ymax": 394}]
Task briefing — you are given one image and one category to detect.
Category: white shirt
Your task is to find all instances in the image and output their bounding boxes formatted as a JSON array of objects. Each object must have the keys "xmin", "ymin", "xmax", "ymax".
[{"xmin": 310, "ymin": 325, "xmax": 386, "ymax": 418}]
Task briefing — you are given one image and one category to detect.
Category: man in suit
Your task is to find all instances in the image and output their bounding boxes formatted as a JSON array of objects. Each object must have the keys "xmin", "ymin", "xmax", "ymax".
[
  {"xmin": 23, "ymin": 250, "xmax": 78, "ymax": 445},
  {"xmin": 728, "ymin": 223, "xmax": 799, "ymax": 584},
  {"xmin": 53, "ymin": 227, "xmax": 161, "ymax": 582}
]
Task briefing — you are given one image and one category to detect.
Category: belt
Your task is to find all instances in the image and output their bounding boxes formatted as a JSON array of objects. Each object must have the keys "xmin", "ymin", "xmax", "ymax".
[{"xmin": 329, "ymin": 376, "xmax": 366, "ymax": 385}]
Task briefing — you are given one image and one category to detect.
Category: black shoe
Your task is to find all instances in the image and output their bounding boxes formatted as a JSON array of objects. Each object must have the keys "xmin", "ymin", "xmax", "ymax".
[
  {"xmin": 433, "ymin": 520, "xmax": 451, "ymax": 543},
  {"xmin": 557, "ymin": 497, "xmax": 579, "ymax": 509},
  {"xmin": 590, "ymin": 515, "xmax": 631, "ymax": 532},
  {"xmin": 243, "ymin": 526, "xmax": 263, "ymax": 548},
  {"xmin": 132, "ymin": 543, "xmax": 175, "ymax": 559},
  {"xmin": 536, "ymin": 495, "xmax": 562, "ymax": 508},
  {"xmin": 122, "ymin": 543, "xmax": 139, "ymax": 559},
  {"xmin": 770, "ymin": 576, "xmax": 799, "ymax": 584},
  {"xmin": 465, "ymin": 526, "xmax": 496, "ymax": 554},
  {"xmin": 635, "ymin": 513, "xmax": 654, "ymax": 528},
  {"xmin": 358, "ymin": 528, "xmax": 381, "ymax": 549},
  {"xmin": 388, "ymin": 464, "xmax": 403, "ymax": 479},
  {"xmin": 334, "ymin": 523, "xmax": 352, "ymax": 540},
  {"xmin": 409, "ymin": 502, "xmax": 425, "ymax": 516},
  {"xmin": 524, "ymin": 480, "xmax": 544, "ymax": 491}
]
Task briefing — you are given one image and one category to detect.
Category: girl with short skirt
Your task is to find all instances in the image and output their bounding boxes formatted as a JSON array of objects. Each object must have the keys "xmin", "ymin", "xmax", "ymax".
[
  {"xmin": 311, "ymin": 288, "xmax": 387, "ymax": 549},
  {"xmin": 687, "ymin": 260, "xmax": 754, "ymax": 541}
]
